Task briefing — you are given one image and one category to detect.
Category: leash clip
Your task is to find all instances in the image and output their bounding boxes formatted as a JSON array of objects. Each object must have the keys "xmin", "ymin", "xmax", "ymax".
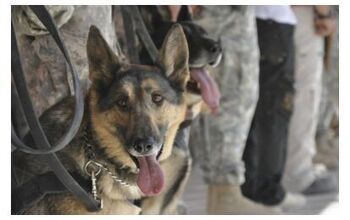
[
  {"xmin": 84, "ymin": 160, "xmax": 104, "ymax": 209},
  {"xmin": 90, "ymin": 171, "xmax": 103, "ymax": 209},
  {"xmin": 84, "ymin": 160, "xmax": 103, "ymax": 177}
]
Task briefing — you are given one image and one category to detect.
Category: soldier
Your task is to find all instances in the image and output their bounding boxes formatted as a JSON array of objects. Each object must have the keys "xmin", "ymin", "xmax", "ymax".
[
  {"xmin": 315, "ymin": 13, "xmax": 339, "ymax": 170},
  {"xmin": 186, "ymin": 6, "xmax": 280, "ymax": 214},
  {"xmin": 282, "ymin": 5, "xmax": 338, "ymax": 195},
  {"xmin": 240, "ymin": 5, "xmax": 306, "ymax": 211}
]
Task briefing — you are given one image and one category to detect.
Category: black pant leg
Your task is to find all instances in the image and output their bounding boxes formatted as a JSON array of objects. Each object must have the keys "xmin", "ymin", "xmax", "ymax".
[{"xmin": 241, "ymin": 19, "xmax": 295, "ymax": 205}]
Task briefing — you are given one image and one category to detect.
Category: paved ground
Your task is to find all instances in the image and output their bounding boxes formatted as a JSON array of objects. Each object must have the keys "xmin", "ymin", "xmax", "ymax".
[{"xmin": 182, "ymin": 166, "xmax": 339, "ymax": 215}]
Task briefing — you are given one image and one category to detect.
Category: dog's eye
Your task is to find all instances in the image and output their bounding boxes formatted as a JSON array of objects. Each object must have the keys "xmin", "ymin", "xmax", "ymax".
[
  {"xmin": 152, "ymin": 93, "xmax": 164, "ymax": 105},
  {"xmin": 116, "ymin": 96, "xmax": 128, "ymax": 109}
]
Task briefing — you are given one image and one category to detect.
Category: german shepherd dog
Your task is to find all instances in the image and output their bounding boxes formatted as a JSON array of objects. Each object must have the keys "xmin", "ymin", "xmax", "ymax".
[
  {"xmin": 140, "ymin": 5, "xmax": 222, "ymax": 115},
  {"xmin": 13, "ymin": 24, "xmax": 192, "ymax": 214}
]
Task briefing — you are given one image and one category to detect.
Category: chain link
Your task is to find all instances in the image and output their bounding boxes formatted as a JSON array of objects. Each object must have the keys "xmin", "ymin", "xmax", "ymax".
[
  {"xmin": 84, "ymin": 160, "xmax": 133, "ymax": 187},
  {"xmin": 83, "ymin": 126, "xmax": 135, "ymax": 188}
]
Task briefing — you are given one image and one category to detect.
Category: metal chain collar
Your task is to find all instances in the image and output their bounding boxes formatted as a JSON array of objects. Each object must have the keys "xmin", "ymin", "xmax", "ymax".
[{"xmin": 82, "ymin": 126, "xmax": 134, "ymax": 187}]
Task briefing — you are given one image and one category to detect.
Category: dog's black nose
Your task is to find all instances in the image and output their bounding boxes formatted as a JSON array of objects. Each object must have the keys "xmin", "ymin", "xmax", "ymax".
[
  {"xmin": 209, "ymin": 43, "xmax": 222, "ymax": 54},
  {"xmin": 133, "ymin": 137, "xmax": 156, "ymax": 155}
]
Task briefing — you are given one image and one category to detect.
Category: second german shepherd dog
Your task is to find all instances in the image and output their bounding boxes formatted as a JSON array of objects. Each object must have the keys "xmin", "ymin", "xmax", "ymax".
[
  {"xmin": 140, "ymin": 5, "xmax": 222, "ymax": 115},
  {"xmin": 14, "ymin": 24, "xmax": 192, "ymax": 214}
]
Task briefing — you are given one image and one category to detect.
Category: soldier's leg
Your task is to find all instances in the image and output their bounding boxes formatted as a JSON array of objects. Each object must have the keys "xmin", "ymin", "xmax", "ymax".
[
  {"xmin": 315, "ymin": 9, "xmax": 339, "ymax": 170},
  {"xmin": 190, "ymin": 6, "xmax": 279, "ymax": 214},
  {"xmin": 190, "ymin": 4, "xmax": 259, "ymax": 189},
  {"xmin": 241, "ymin": 18, "xmax": 295, "ymax": 205},
  {"xmin": 282, "ymin": 6, "xmax": 325, "ymax": 193}
]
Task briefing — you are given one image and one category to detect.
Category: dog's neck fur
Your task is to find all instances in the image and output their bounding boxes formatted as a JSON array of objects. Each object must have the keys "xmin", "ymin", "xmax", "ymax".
[
  {"xmin": 82, "ymin": 120, "xmax": 139, "ymax": 177},
  {"xmin": 76, "ymin": 96, "xmax": 144, "ymax": 207}
]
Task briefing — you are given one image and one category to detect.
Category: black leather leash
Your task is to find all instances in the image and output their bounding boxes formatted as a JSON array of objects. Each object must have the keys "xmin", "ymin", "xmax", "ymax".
[
  {"xmin": 130, "ymin": 5, "xmax": 159, "ymax": 62},
  {"xmin": 120, "ymin": 6, "xmax": 159, "ymax": 64},
  {"xmin": 11, "ymin": 5, "xmax": 101, "ymax": 213},
  {"xmin": 11, "ymin": 6, "xmax": 84, "ymax": 155},
  {"xmin": 120, "ymin": 6, "xmax": 139, "ymax": 63}
]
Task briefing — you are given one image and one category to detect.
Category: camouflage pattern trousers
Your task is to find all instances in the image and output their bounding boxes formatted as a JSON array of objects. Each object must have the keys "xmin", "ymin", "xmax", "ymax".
[
  {"xmin": 189, "ymin": 6, "xmax": 260, "ymax": 185},
  {"xmin": 282, "ymin": 6, "xmax": 326, "ymax": 192}
]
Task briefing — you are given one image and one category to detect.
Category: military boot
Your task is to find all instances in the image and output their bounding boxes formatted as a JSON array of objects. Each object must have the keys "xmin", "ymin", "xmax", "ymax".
[{"xmin": 207, "ymin": 184, "xmax": 281, "ymax": 215}]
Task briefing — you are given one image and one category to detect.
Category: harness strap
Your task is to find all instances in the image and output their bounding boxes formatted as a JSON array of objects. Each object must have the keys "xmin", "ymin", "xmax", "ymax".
[{"xmin": 11, "ymin": 5, "xmax": 101, "ymax": 212}]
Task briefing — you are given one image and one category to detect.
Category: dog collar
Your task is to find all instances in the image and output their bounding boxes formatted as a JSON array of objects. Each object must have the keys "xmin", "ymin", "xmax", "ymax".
[{"xmin": 82, "ymin": 125, "xmax": 138, "ymax": 187}]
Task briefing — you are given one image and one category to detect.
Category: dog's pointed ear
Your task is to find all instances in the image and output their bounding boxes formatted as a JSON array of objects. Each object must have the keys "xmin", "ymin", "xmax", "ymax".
[
  {"xmin": 86, "ymin": 25, "xmax": 121, "ymax": 84},
  {"xmin": 177, "ymin": 5, "xmax": 192, "ymax": 21},
  {"xmin": 158, "ymin": 24, "xmax": 190, "ymax": 90}
]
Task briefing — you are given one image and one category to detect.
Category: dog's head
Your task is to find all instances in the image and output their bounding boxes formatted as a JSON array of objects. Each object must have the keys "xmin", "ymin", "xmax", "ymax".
[
  {"xmin": 177, "ymin": 6, "xmax": 222, "ymax": 114},
  {"xmin": 176, "ymin": 6, "xmax": 222, "ymax": 68},
  {"xmin": 86, "ymin": 25, "xmax": 189, "ymax": 196},
  {"xmin": 145, "ymin": 5, "xmax": 222, "ymax": 113}
]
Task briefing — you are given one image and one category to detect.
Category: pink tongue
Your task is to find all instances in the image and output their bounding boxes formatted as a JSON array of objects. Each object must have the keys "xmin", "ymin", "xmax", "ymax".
[
  {"xmin": 137, "ymin": 155, "xmax": 164, "ymax": 196},
  {"xmin": 190, "ymin": 68, "xmax": 221, "ymax": 114}
]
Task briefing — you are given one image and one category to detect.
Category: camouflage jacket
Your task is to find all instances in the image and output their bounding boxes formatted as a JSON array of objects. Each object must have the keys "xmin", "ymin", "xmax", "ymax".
[{"xmin": 12, "ymin": 6, "xmax": 120, "ymax": 117}]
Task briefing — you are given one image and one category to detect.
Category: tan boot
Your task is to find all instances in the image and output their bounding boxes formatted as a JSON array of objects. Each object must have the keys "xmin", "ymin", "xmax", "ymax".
[{"xmin": 207, "ymin": 184, "xmax": 281, "ymax": 215}]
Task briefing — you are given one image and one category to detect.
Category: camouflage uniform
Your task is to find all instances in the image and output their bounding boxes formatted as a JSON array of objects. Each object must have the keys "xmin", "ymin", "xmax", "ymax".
[
  {"xmin": 12, "ymin": 6, "xmax": 120, "ymax": 137},
  {"xmin": 316, "ymin": 11, "xmax": 339, "ymax": 142},
  {"xmin": 315, "ymin": 17, "xmax": 339, "ymax": 168},
  {"xmin": 189, "ymin": 6, "xmax": 259, "ymax": 185},
  {"xmin": 282, "ymin": 6, "xmax": 338, "ymax": 192}
]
